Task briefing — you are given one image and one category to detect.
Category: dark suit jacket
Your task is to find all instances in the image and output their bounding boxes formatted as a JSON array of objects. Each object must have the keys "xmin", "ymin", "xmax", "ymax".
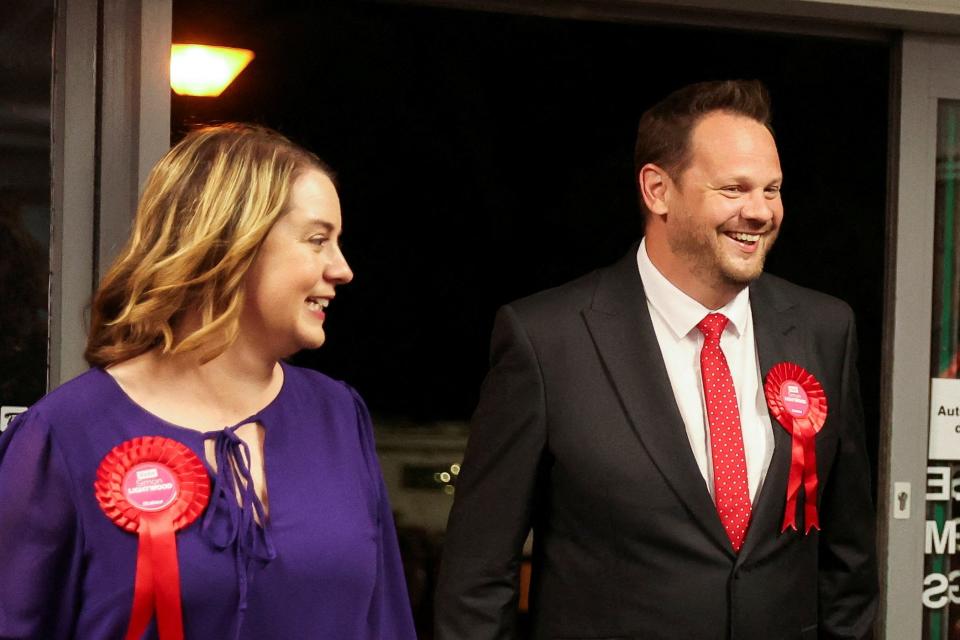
[{"xmin": 435, "ymin": 245, "xmax": 878, "ymax": 640}]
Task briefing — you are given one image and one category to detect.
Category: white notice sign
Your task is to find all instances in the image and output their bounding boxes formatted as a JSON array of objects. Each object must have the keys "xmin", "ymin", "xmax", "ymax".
[
  {"xmin": 929, "ymin": 378, "xmax": 960, "ymax": 460},
  {"xmin": 0, "ymin": 406, "xmax": 27, "ymax": 433}
]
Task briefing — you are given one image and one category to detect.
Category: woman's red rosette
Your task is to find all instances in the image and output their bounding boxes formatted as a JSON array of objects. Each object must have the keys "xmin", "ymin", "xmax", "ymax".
[
  {"xmin": 95, "ymin": 436, "xmax": 210, "ymax": 640},
  {"xmin": 764, "ymin": 362, "xmax": 828, "ymax": 534}
]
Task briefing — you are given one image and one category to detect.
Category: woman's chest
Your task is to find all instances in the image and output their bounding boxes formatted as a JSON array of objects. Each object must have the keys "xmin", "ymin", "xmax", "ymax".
[{"xmin": 74, "ymin": 424, "xmax": 381, "ymax": 637}]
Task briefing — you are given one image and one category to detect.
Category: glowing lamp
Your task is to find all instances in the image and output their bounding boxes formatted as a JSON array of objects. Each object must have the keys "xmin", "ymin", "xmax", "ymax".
[{"xmin": 170, "ymin": 44, "xmax": 255, "ymax": 97}]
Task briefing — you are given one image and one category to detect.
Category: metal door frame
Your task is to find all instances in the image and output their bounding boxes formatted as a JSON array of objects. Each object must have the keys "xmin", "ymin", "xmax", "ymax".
[
  {"xmin": 49, "ymin": 0, "xmax": 171, "ymax": 388},
  {"xmin": 879, "ymin": 33, "xmax": 960, "ymax": 640}
]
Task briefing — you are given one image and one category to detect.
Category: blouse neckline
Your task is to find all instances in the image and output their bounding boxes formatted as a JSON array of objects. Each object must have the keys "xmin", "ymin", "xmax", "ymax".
[
  {"xmin": 94, "ymin": 362, "xmax": 284, "ymax": 636},
  {"xmin": 95, "ymin": 361, "xmax": 289, "ymax": 435}
]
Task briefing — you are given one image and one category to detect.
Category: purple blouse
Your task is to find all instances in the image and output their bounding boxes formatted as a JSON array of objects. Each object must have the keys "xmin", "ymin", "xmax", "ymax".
[{"xmin": 0, "ymin": 363, "xmax": 416, "ymax": 639}]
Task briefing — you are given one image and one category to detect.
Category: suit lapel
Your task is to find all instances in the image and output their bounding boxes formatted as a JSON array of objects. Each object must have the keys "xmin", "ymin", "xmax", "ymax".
[
  {"xmin": 583, "ymin": 246, "xmax": 733, "ymax": 555},
  {"xmin": 735, "ymin": 276, "xmax": 802, "ymax": 565}
]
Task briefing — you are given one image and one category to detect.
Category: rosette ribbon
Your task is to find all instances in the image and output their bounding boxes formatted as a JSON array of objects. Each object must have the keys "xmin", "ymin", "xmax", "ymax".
[
  {"xmin": 95, "ymin": 436, "xmax": 210, "ymax": 640},
  {"xmin": 764, "ymin": 363, "xmax": 828, "ymax": 533}
]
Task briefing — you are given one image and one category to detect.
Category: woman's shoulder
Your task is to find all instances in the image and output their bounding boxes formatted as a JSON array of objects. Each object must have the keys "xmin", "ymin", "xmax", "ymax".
[
  {"xmin": 276, "ymin": 363, "xmax": 374, "ymax": 437},
  {"xmin": 0, "ymin": 369, "xmax": 115, "ymax": 478},
  {"xmin": 280, "ymin": 362, "xmax": 360, "ymax": 405},
  {"xmin": 16, "ymin": 368, "xmax": 115, "ymax": 429}
]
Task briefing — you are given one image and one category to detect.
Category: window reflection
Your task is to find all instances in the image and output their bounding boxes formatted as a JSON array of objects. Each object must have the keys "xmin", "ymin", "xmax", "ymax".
[{"xmin": 925, "ymin": 100, "xmax": 960, "ymax": 640}]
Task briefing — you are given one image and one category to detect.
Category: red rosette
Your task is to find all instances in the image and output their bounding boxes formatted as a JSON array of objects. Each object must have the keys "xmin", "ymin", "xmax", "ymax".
[
  {"xmin": 95, "ymin": 436, "xmax": 210, "ymax": 640},
  {"xmin": 764, "ymin": 362, "xmax": 828, "ymax": 534}
]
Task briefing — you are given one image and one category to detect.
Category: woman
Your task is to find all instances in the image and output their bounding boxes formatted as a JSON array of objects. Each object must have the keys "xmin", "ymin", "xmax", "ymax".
[{"xmin": 0, "ymin": 124, "xmax": 416, "ymax": 639}]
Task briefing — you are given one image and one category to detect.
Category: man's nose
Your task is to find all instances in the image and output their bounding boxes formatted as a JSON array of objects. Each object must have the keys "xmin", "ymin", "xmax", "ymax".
[{"xmin": 741, "ymin": 190, "xmax": 776, "ymax": 222}]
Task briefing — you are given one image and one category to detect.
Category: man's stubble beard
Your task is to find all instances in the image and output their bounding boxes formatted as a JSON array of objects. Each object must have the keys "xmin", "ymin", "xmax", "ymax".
[{"xmin": 666, "ymin": 208, "xmax": 778, "ymax": 292}]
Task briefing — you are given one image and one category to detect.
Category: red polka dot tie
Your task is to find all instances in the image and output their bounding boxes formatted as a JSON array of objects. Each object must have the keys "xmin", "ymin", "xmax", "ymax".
[{"xmin": 697, "ymin": 313, "xmax": 752, "ymax": 553}]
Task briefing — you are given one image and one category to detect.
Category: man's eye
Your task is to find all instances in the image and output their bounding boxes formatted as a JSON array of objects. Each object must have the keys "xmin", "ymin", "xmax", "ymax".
[
  {"xmin": 721, "ymin": 186, "xmax": 742, "ymax": 193},
  {"xmin": 764, "ymin": 187, "xmax": 781, "ymax": 197}
]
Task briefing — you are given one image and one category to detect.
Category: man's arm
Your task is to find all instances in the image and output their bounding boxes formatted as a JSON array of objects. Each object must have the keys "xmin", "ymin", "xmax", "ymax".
[
  {"xmin": 435, "ymin": 304, "xmax": 548, "ymax": 640},
  {"xmin": 817, "ymin": 310, "xmax": 879, "ymax": 639}
]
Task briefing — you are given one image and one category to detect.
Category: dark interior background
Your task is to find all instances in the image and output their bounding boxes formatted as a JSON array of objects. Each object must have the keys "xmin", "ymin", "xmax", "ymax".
[
  {"xmin": 172, "ymin": 0, "xmax": 888, "ymax": 424},
  {"xmin": 172, "ymin": 4, "xmax": 888, "ymax": 632},
  {"xmin": 173, "ymin": 0, "xmax": 888, "ymax": 471},
  {"xmin": 0, "ymin": 0, "xmax": 52, "ymax": 408}
]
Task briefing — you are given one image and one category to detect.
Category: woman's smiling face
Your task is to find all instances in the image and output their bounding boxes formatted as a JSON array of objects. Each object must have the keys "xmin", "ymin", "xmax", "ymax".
[{"xmin": 241, "ymin": 169, "xmax": 354, "ymax": 358}]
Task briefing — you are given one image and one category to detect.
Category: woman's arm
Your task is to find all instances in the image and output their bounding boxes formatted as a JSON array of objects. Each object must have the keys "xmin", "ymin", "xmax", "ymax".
[{"xmin": 0, "ymin": 409, "xmax": 83, "ymax": 640}]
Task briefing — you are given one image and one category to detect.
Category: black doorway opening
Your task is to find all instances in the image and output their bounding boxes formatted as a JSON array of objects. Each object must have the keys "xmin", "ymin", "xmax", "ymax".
[{"xmin": 173, "ymin": 3, "xmax": 889, "ymax": 635}]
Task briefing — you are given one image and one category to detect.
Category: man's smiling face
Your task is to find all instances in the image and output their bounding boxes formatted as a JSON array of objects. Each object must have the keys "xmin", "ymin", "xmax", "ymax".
[{"xmin": 662, "ymin": 111, "xmax": 783, "ymax": 295}]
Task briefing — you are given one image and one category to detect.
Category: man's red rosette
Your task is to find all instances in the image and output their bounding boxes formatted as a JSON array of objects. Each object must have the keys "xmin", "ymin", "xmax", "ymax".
[
  {"xmin": 95, "ymin": 436, "xmax": 210, "ymax": 640},
  {"xmin": 764, "ymin": 363, "xmax": 827, "ymax": 534}
]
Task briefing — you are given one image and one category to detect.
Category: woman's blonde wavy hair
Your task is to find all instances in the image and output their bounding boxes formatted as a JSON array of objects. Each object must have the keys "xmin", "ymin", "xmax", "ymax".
[{"xmin": 85, "ymin": 123, "xmax": 329, "ymax": 368}]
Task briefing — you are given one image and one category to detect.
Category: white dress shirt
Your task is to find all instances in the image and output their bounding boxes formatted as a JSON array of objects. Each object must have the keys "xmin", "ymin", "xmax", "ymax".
[{"xmin": 636, "ymin": 239, "xmax": 774, "ymax": 503}]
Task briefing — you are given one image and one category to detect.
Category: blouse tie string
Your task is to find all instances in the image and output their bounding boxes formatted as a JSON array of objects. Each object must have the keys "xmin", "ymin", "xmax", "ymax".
[{"xmin": 200, "ymin": 420, "xmax": 277, "ymax": 639}]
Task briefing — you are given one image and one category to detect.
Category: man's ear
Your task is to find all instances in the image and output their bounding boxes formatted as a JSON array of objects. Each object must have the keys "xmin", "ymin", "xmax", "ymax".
[{"xmin": 638, "ymin": 163, "xmax": 671, "ymax": 216}]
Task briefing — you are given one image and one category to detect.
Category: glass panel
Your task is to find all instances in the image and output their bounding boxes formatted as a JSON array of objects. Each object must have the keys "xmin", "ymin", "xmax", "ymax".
[
  {"xmin": 925, "ymin": 99, "xmax": 960, "ymax": 640},
  {"xmin": 0, "ymin": 0, "xmax": 53, "ymax": 419}
]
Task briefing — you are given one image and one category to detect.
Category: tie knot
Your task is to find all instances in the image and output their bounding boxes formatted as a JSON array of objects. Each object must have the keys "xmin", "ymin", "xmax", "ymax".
[{"xmin": 697, "ymin": 312, "xmax": 729, "ymax": 342}]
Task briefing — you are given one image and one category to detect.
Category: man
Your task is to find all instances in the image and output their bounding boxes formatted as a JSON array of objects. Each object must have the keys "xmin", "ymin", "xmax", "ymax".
[{"xmin": 435, "ymin": 80, "xmax": 878, "ymax": 639}]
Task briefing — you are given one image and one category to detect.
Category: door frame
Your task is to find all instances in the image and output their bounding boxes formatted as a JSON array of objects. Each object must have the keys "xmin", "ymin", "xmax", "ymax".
[
  {"xmin": 52, "ymin": 5, "xmax": 960, "ymax": 637},
  {"xmin": 49, "ymin": 0, "xmax": 171, "ymax": 387}
]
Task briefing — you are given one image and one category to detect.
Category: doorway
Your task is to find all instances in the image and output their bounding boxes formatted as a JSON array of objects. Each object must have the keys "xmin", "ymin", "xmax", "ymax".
[{"xmin": 171, "ymin": 2, "xmax": 890, "ymax": 635}]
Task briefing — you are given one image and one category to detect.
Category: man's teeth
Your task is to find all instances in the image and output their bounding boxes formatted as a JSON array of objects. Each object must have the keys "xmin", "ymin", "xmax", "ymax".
[{"xmin": 729, "ymin": 232, "xmax": 760, "ymax": 243}]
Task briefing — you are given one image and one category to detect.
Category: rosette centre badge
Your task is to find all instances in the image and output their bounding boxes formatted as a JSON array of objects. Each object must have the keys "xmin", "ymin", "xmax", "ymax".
[
  {"xmin": 123, "ymin": 463, "xmax": 180, "ymax": 511},
  {"xmin": 779, "ymin": 381, "xmax": 809, "ymax": 418}
]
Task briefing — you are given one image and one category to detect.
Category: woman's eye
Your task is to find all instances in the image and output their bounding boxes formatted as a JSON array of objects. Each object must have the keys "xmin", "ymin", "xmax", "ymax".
[{"xmin": 309, "ymin": 236, "xmax": 328, "ymax": 247}]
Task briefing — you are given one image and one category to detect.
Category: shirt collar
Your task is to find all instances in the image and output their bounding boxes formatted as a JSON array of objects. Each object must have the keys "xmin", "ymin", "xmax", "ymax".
[{"xmin": 636, "ymin": 237, "xmax": 751, "ymax": 341}]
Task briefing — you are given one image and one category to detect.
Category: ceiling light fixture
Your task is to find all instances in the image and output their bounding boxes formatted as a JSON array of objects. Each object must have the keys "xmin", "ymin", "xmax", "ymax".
[{"xmin": 170, "ymin": 44, "xmax": 255, "ymax": 97}]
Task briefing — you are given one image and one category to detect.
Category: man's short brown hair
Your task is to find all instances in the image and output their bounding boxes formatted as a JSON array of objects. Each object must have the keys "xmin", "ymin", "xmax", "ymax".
[{"xmin": 633, "ymin": 79, "xmax": 773, "ymax": 185}]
